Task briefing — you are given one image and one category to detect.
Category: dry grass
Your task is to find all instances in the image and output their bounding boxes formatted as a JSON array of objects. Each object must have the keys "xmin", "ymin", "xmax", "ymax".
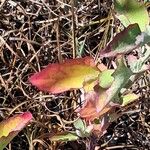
[{"xmin": 0, "ymin": 0, "xmax": 150, "ymax": 150}]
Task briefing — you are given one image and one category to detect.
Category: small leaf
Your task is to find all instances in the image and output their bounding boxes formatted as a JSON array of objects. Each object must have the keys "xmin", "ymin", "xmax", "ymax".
[
  {"xmin": 135, "ymin": 25, "xmax": 150, "ymax": 46},
  {"xmin": 128, "ymin": 45, "xmax": 150, "ymax": 73},
  {"xmin": 74, "ymin": 119, "xmax": 92, "ymax": 138},
  {"xmin": 29, "ymin": 57, "xmax": 100, "ymax": 94},
  {"xmin": 90, "ymin": 116, "xmax": 110, "ymax": 136},
  {"xmin": 106, "ymin": 57, "xmax": 133, "ymax": 104},
  {"xmin": 51, "ymin": 132, "xmax": 79, "ymax": 142},
  {"xmin": 114, "ymin": 0, "xmax": 149, "ymax": 31},
  {"xmin": 121, "ymin": 93, "xmax": 139, "ymax": 106},
  {"xmin": 99, "ymin": 69, "xmax": 114, "ymax": 89},
  {"xmin": 78, "ymin": 87, "xmax": 117, "ymax": 121},
  {"xmin": 100, "ymin": 24, "xmax": 141, "ymax": 58},
  {"xmin": 77, "ymin": 39, "xmax": 86, "ymax": 57},
  {"xmin": 0, "ymin": 112, "xmax": 32, "ymax": 150},
  {"xmin": 73, "ymin": 118, "xmax": 86, "ymax": 133}
]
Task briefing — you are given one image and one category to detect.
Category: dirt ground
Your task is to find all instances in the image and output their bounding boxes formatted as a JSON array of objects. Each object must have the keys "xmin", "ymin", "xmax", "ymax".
[{"xmin": 0, "ymin": 0, "xmax": 150, "ymax": 150}]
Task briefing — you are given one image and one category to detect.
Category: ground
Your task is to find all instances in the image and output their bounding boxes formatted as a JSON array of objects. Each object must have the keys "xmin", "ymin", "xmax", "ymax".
[{"xmin": 0, "ymin": 0, "xmax": 150, "ymax": 150}]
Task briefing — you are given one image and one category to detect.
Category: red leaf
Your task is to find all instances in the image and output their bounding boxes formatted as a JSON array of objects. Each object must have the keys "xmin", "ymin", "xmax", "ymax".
[
  {"xmin": 0, "ymin": 112, "xmax": 32, "ymax": 138},
  {"xmin": 89, "ymin": 116, "xmax": 110, "ymax": 136},
  {"xmin": 0, "ymin": 112, "xmax": 32, "ymax": 149},
  {"xmin": 77, "ymin": 87, "xmax": 117, "ymax": 121},
  {"xmin": 29, "ymin": 57, "xmax": 100, "ymax": 94}
]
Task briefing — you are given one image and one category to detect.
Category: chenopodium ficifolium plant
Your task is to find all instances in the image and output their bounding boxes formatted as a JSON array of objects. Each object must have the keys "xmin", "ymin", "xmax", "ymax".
[{"xmin": 29, "ymin": 1, "xmax": 150, "ymax": 142}]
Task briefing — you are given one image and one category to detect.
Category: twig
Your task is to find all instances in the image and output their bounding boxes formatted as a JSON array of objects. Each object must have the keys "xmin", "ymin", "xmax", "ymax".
[
  {"xmin": 0, "ymin": 36, "xmax": 18, "ymax": 56},
  {"xmin": 56, "ymin": 19, "xmax": 62, "ymax": 62},
  {"xmin": 34, "ymin": 14, "xmax": 71, "ymax": 24},
  {"xmin": 71, "ymin": 0, "xmax": 76, "ymax": 58},
  {"xmin": 9, "ymin": 37, "xmax": 42, "ymax": 46},
  {"xmin": 0, "ymin": 0, "xmax": 6, "ymax": 8}
]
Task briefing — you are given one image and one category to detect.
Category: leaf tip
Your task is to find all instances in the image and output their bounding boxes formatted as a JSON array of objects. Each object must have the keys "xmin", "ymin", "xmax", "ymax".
[{"xmin": 21, "ymin": 112, "xmax": 33, "ymax": 121}]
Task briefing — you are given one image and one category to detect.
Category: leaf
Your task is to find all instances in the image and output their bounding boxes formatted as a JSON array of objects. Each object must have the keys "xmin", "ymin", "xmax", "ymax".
[
  {"xmin": 29, "ymin": 57, "xmax": 100, "ymax": 94},
  {"xmin": 99, "ymin": 24, "xmax": 141, "ymax": 58},
  {"xmin": 77, "ymin": 39, "xmax": 86, "ymax": 57},
  {"xmin": 73, "ymin": 118, "xmax": 86, "ymax": 133},
  {"xmin": 90, "ymin": 116, "xmax": 110, "ymax": 136},
  {"xmin": 83, "ymin": 78, "xmax": 98, "ymax": 92},
  {"xmin": 99, "ymin": 24, "xmax": 150, "ymax": 58},
  {"xmin": 121, "ymin": 93, "xmax": 139, "ymax": 106},
  {"xmin": 128, "ymin": 45, "xmax": 150, "ymax": 73},
  {"xmin": 114, "ymin": 0, "xmax": 149, "ymax": 31},
  {"xmin": 0, "ymin": 112, "xmax": 32, "ymax": 150},
  {"xmin": 135, "ymin": 25, "xmax": 150, "ymax": 46},
  {"xmin": 106, "ymin": 57, "xmax": 133, "ymax": 104},
  {"xmin": 99, "ymin": 69, "xmax": 114, "ymax": 89},
  {"xmin": 78, "ymin": 87, "xmax": 117, "ymax": 121},
  {"xmin": 51, "ymin": 132, "xmax": 79, "ymax": 142},
  {"xmin": 73, "ymin": 118, "xmax": 92, "ymax": 138}
]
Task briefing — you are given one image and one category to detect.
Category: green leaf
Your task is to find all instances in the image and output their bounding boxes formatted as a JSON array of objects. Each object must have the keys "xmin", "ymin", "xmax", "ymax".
[
  {"xmin": 121, "ymin": 93, "xmax": 139, "ymax": 106},
  {"xmin": 77, "ymin": 39, "xmax": 86, "ymax": 57},
  {"xmin": 128, "ymin": 45, "xmax": 150, "ymax": 73},
  {"xmin": 136, "ymin": 26, "xmax": 150, "ymax": 47},
  {"xmin": 100, "ymin": 24, "xmax": 141, "ymax": 58},
  {"xmin": 73, "ymin": 118, "xmax": 86, "ymax": 133},
  {"xmin": 51, "ymin": 132, "xmax": 79, "ymax": 142},
  {"xmin": 114, "ymin": 0, "xmax": 149, "ymax": 31},
  {"xmin": 99, "ymin": 69, "xmax": 114, "ymax": 89},
  {"xmin": 74, "ymin": 119, "xmax": 91, "ymax": 138},
  {"xmin": 100, "ymin": 24, "xmax": 150, "ymax": 58},
  {"xmin": 106, "ymin": 57, "xmax": 133, "ymax": 104}
]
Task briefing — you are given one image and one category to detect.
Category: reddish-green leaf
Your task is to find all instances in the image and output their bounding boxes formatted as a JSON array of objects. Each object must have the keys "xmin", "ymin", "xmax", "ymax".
[
  {"xmin": 29, "ymin": 57, "xmax": 100, "ymax": 94},
  {"xmin": 90, "ymin": 116, "xmax": 110, "ymax": 136},
  {"xmin": 0, "ymin": 112, "xmax": 32, "ymax": 149},
  {"xmin": 78, "ymin": 87, "xmax": 117, "ymax": 121},
  {"xmin": 99, "ymin": 24, "xmax": 141, "ymax": 58}
]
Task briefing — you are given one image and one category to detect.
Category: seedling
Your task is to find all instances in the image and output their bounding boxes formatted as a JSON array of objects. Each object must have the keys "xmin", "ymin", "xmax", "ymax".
[
  {"xmin": 1, "ymin": 0, "xmax": 149, "ymax": 148},
  {"xmin": 29, "ymin": 26, "xmax": 150, "ymax": 142}
]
